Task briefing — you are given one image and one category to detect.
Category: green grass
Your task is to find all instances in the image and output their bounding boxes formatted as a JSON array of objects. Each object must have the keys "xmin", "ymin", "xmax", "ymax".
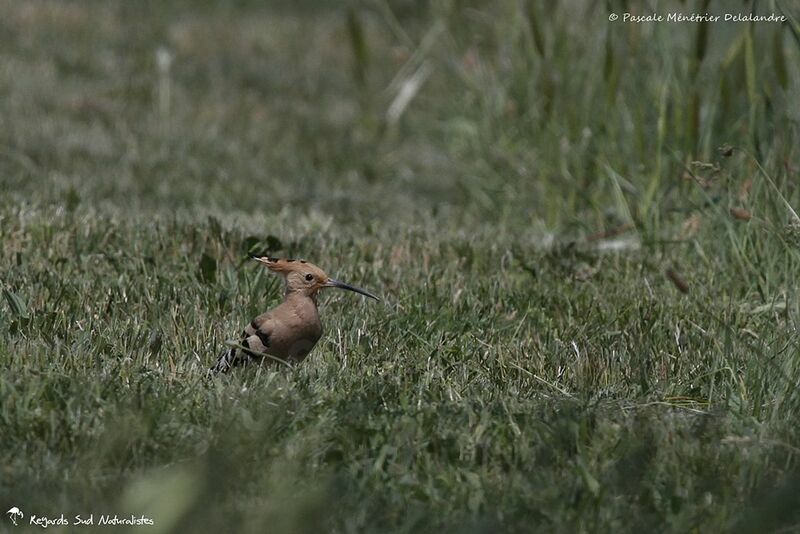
[{"xmin": 1, "ymin": 0, "xmax": 800, "ymax": 532}]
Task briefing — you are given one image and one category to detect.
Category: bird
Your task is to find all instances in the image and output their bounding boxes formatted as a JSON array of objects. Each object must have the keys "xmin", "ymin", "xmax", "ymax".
[{"xmin": 210, "ymin": 256, "xmax": 379, "ymax": 373}]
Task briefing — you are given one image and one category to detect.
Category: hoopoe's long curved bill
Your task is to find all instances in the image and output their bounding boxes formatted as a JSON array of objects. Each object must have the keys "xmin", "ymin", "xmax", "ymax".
[{"xmin": 325, "ymin": 279, "xmax": 380, "ymax": 301}]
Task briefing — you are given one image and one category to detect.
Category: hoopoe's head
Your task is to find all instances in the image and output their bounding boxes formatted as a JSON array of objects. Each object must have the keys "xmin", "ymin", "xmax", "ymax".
[{"xmin": 253, "ymin": 257, "xmax": 379, "ymax": 301}]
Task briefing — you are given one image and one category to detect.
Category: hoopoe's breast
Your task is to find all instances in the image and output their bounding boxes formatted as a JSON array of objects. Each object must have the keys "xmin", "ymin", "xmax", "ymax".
[
  {"xmin": 242, "ymin": 294, "xmax": 323, "ymax": 363},
  {"xmin": 267, "ymin": 318, "xmax": 322, "ymax": 362}
]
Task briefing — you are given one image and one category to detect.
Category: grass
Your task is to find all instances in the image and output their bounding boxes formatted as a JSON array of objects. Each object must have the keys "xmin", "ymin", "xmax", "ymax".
[{"xmin": 1, "ymin": 0, "xmax": 800, "ymax": 531}]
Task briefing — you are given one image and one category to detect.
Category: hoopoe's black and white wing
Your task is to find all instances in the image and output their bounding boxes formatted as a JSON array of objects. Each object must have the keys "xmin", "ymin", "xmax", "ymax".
[{"xmin": 210, "ymin": 312, "xmax": 274, "ymax": 374}]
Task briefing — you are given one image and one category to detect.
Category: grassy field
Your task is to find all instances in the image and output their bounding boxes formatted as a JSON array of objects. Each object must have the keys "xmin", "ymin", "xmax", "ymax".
[{"xmin": 1, "ymin": 0, "xmax": 800, "ymax": 532}]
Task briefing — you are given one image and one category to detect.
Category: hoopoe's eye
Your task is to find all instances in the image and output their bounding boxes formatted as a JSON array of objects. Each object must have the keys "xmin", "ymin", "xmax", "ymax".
[{"xmin": 305, "ymin": 274, "xmax": 314, "ymax": 281}]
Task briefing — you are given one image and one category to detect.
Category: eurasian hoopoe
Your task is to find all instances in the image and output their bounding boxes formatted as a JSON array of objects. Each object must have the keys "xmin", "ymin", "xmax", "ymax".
[{"xmin": 211, "ymin": 257, "xmax": 379, "ymax": 373}]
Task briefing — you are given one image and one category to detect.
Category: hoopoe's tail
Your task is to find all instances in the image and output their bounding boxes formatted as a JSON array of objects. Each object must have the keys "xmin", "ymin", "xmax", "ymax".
[
  {"xmin": 209, "ymin": 344, "xmax": 254, "ymax": 375},
  {"xmin": 209, "ymin": 347, "xmax": 235, "ymax": 374}
]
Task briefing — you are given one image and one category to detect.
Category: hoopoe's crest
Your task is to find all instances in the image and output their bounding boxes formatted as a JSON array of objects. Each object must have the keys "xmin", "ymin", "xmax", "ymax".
[{"xmin": 210, "ymin": 256, "xmax": 378, "ymax": 374}]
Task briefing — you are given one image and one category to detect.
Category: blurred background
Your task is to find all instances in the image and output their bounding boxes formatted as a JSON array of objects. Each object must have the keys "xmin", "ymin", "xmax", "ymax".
[{"xmin": 1, "ymin": 0, "xmax": 796, "ymax": 230}]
